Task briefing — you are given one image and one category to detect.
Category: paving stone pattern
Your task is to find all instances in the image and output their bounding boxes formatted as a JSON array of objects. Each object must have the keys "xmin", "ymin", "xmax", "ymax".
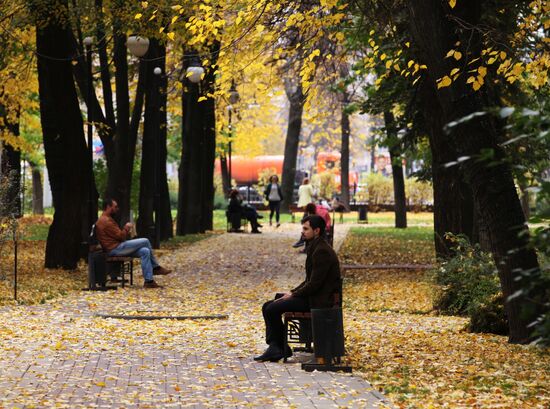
[{"xmin": 0, "ymin": 224, "xmax": 393, "ymax": 408}]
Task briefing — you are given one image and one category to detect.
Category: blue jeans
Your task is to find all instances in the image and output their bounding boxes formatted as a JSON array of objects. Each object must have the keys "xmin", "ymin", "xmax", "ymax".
[{"xmin": 108, "ymin": 238, "xmax": 159, "ymax": 281}]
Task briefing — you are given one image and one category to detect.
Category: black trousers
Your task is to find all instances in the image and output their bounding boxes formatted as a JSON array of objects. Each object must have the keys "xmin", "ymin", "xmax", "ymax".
[
  {"xmin": 268, "ymin": 200, "xmax": 281, "ymax": 222},
  {"xmin": 262, "ymin": 295, "xmax": 310, "ymax": 348}
]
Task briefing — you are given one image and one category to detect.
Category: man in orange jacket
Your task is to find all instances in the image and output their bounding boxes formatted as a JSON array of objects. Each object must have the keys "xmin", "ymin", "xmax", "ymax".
[{"xmin": 96, "ymin": 198, "xmax": 171, "ymax": 288}]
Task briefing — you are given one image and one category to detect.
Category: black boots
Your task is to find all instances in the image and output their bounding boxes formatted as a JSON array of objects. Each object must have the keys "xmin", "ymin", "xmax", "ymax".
[{"xmin": 253, "ymin": 344, "xmax": 293, "ymax": 362}]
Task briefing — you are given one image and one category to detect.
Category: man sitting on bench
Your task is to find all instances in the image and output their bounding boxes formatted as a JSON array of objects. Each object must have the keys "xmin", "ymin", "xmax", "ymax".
[
  {"xmin": 254, "ymin": 215, "xmax": 341, "ymax": 362},
  {"xmin": 96, "ymin": 198, "xmax": 171, "ymax": 289}
]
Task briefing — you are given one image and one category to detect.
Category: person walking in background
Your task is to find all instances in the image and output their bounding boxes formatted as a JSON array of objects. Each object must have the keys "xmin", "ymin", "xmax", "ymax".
[
  {"xmin": 297, "ymin": 178, "xmax": 314, "ymax": 209},
  {"xmin": 264, "ymin": 175, "xmax": 283, "ymax": 228}
]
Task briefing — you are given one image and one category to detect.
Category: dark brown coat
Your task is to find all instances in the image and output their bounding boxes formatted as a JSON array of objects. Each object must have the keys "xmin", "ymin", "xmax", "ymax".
[{"xmin": 291, "ymin": 237, "xmax": 341, "ymax": 308}]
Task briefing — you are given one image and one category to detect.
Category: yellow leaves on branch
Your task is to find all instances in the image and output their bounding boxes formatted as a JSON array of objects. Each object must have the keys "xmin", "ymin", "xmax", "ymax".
[
  {"xmin": 437, "ymin": 75, "xmax": 452, "ymax": 89},
  {"xmin": 445, "ymin": 49, "xmax": 462, "ymax": 60},
  {"xmin": 449, "ymin": 0, "xmax": 457, "ymax": 8}
]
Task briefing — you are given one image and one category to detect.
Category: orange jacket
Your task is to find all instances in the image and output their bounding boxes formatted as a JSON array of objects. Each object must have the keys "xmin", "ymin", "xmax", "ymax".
[{"xmin": 96, "ymin": 214, "xmax": 128, "ymax": 252}]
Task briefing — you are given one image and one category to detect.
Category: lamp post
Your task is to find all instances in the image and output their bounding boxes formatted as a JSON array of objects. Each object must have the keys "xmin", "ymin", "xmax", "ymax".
[
  {"xmin": 83, "ymin": 36, "xmax": 94, "ymax": 238},
  {"xmin": 227, "ymin": 104, "xmax": 233, "ymax": 186},
  {"xmin": 227, "ymin": 81, "xmax": 240, "ymax": 188},
  {"xmin": 152, "ymin": 66, "xmax": 162, "ymax": 249}
]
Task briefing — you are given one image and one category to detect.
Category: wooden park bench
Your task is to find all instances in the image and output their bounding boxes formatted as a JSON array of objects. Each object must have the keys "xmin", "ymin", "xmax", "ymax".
[
  {"xmin": 88, "ymin": 224, "xmax": 134, "ymax": 289},
  {"xmin": 226, "ymin": 210, "xmax": 249, "ymax": 233},
  {"xmin": 289, "ymin": 204, "xmax": 302, "ymax": 223}
]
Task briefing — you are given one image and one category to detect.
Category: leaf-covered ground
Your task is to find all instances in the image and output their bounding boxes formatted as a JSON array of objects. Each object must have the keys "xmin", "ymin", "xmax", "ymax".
[
  {"xmin": 0, "ymin": 216, "xmax": 216, "ymax": 306},
  {"xmin": 1, "ymin": 217, "xmax": 548, "ymax": 408},
  {"xmin": 0, "ymin": 223, "xmax": 390, "ymax": 408},
  {"xmin": 339, "ymin": 227, "xmax": 550, "ymax": 408}
]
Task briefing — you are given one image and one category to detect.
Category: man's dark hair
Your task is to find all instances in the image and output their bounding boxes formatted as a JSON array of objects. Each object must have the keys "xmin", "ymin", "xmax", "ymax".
[
  {"xmin": 305, "ymin": 203, "xmax": 317, "ymax": 214},
  {"xmin": 102, "ymin": 198, "xmax": 115, "ymax": 210},
  {"xmin": 302, "ymin": 214, "xmax": 325, "ymax": 236}
]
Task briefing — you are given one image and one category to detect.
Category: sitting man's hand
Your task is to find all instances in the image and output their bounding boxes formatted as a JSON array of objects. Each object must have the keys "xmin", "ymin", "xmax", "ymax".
[
  {"xmin": 124, "ymin": 222, "xmax": 133, "ymax": 231},
  {"xmin": 277, "ymin": 292, "xmax": 293, "ymax": 301}
]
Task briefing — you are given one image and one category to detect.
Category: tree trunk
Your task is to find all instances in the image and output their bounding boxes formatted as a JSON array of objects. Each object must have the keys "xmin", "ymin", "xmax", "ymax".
[
  {"xmin": 340, "ymin": 101, "xmax": 350, "ymax": 207},
  {"xmin": 0, "ymin": 105, "xmax": 21, "ymax": 217},
  {"xmin": 418, "ymin": 81, "xmax": 475, "ymax": 257},
  {"xmin": 137, "ymin": 39, "xmax": 161, "ymax": 242},
  {"xmin": 220, "ymin": 155, "xmax": 230, "ymax": 198},
  {"xmin": 35, "ymin": 0, "xmax": 96, "ymax": 269},
  {"xmin": 281, "ymin": 81, "xmax": 304, "ymax": 212},
  {"xmin": 519, "ymin": 182, "xmax": 530, "ymax": 220},
  {"xmin": 70, "ymin": 32, "xmax": 114, "ymax": 164},
  {"xmin": 95, "ymin": 0, "xmax": 115, "ymax": 128},
  {"xmin": 384, "ymin": 111, "xmax": 407, "ymax": 228},
  {"xmin": 104, "ymin": 28, "xmax": 132, "ymax": 224},
  {"xmin": 370, "ymin": 136, "xmax": 376, "ymax": 173},
  {"xmin": 30, "ymin": 163, "xmax": 44, "ymax": 215},
  {"xmin": 409, "ymin": 0, "xmax": 543, "ymax": 343},
  {"xmin": 177, "ymin": 62, "xmax": 203, "ymax": 234},
  {"xmin": 176, "ymin": 46, "xmax": 219, "ymax": 235},
  {"xmin": 157, "ymin": 45, "xmax": 173, "ymax": 240},
  {"xmin": 199, "ymin": 42, "xmax": 219, "ymax": 232}
]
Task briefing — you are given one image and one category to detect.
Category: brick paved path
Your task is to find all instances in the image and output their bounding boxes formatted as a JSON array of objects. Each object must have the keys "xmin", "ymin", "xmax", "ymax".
[{"xmin": 0, "ymin": 224, "xmax": 393, "ymax": 408}]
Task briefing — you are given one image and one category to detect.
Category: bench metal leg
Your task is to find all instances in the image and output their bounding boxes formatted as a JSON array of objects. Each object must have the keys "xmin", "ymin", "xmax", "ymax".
[
  {"xmin": 283, "ymin": 319, "xmax": 289, "ymax": 363},
  {"xmin": 130, "ymin": 261, "xmax": 133, "ymax": 286}
]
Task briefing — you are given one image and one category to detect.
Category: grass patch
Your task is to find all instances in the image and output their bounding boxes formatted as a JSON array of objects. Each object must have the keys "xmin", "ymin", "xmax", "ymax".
[
  {"xmin": 340, "ymin": 226, "xmax": 435, "ymax": 266},
  {"xmin": 349, "ymin": 226, "xmax": 434, "ymax": 241}
]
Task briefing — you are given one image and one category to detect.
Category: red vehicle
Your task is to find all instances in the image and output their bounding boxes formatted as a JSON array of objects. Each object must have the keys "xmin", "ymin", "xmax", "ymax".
[
  {"xmin": 214, "ymin": 155, "xmax": 283, "ymax": 184},
  {"xmin": 214, "ymin": 151, "xmax": 358, "ymax": 188}
]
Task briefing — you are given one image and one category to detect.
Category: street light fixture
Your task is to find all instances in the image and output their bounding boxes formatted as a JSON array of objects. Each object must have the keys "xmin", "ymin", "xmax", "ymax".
[
  {"xmin": 127, "ymin": 36, "xmax": 150, "ymax": 57},
  {"xmin": 185, "ymin": 54, "xmax": 204, "ymax": 84}
]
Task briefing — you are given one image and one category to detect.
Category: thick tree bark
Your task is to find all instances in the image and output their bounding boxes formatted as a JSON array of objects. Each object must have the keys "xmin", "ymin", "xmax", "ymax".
[
  {"xmin": 340, "ymin": 102, "xmax": 350, "ymax": 207},
  {"xmin": 30, "ymin": 163, "xmax": 44, "ymax": 215},
  {"xmin": 519, "ymin": 182, "xmax": 530, "ymax": 220},
  {"xmin": 0, "ymin": 105, "xmax": 21, "ymax": 217},
  {"xmin": 104, "ymin": 27, "xmax": 139, "ymax": 226},
  {"xmin": 95, "ymin": 0, "xmax": 115, "ymax": 128},
  {"xmin": 177, "ymin": 67, "xmax": 203, "ymax": 234},
  {"xmin": 70, "ymin": 33, "xmax": 114, "ymax": 163},
  {"xmin": 157, "ymin": 47, "xmax": 173, "ymax": 240},
  {"xmin": 409, "ymin": 0, "xmax": 543, "ymax": 343},
  {"xmin": 370, "ymin": 136, "xmax": 376, "ymax": 173},
  {"xmin": 418, "ymin": 81, "xmax": 476, "ymax": 257},
  {"xmin": 281, "ymin": 81, "xmax": 304, "ymax": 212},
  {"xmin": 384, "ymin": 111, "xmax": 407, "ymax": 228},
  {"xmin": 200, "ymin": 43, "xmax": 219, "ymax": 232},
  {"xmin": 177, "ymin": 45, "xmax": 219, "ymax": 235},
  {"xmin": 137, "ymin": 39, "xmax": 161, "ymax": 241},
  {"xmin": 220, "ymin": 155, "xmax": 230, "ymax": 198},
  {"xmin": 35, "ymin": 0, "xmax": 96, "ymax": 269}
]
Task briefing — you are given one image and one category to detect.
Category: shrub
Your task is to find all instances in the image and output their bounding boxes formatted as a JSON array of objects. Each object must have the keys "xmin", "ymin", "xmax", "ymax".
[
  {"xmin": 366, "ymin": 173, "xmax": 393, "ymax": 204},
  {"xmin": 314, "ymin": 171, "xmax": 338, "ymax": 200},
  {"xmin": 406, "ymin": 178, "xmax": 433, "ymax": 206},
  {"xmin": 523, "ymin": 185, "xmax": 550, "ymax": 345},
  {"xmin": 432, "ymin": 234, "xmax": 508, "ymax": 335}
]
